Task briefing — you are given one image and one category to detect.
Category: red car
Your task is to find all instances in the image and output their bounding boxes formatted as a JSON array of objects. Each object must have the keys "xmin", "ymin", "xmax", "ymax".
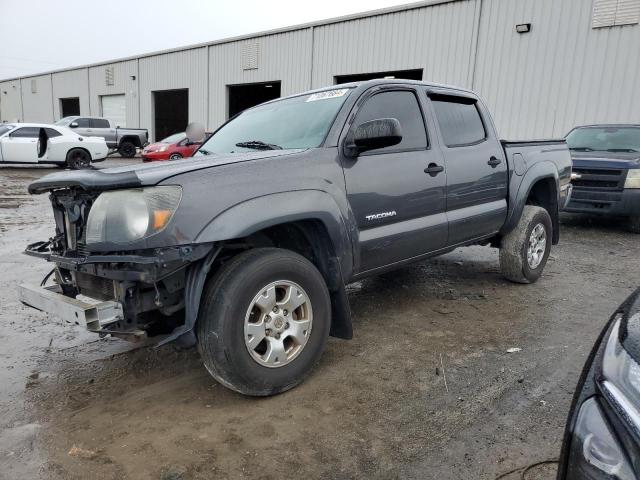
[{"xmin": 141, "ymin": 132, "xmax": 206, "ymax": 162}]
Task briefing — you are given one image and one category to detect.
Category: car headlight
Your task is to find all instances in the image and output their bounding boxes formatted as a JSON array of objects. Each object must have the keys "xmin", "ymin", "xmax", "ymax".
[
  {"xmin": 624, "ymin": 170, "xmax": 640, "ymax": 189},
  {"xmin": 158, "ymin": 145, "xmax": 168, "ymax": 152},
  {"xmin": 85, "ymin": 186, "xmax": 181, "ymax": 245},
  {"xmin": 564, "ymin": 318, "xmax": 638, "ymax": 480}
]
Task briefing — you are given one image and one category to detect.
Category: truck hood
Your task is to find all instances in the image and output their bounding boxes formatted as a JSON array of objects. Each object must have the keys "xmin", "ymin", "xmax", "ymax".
[
  {"xmin": 28, "ymin": 149, "xmax": 305, "ymax": 194},
  {"xmin": 571, "ymin": 151, "xmax": 640, "ymax": 170}
]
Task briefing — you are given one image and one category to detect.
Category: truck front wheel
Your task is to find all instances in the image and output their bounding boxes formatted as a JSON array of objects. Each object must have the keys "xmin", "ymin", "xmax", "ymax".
[
  {"xmin": 499, "ymin": 205, "xmax": 552, "ymax": 284},
  {"xmin": 197, "ymin": 248, "xmax": 331, "ymax": 396}
]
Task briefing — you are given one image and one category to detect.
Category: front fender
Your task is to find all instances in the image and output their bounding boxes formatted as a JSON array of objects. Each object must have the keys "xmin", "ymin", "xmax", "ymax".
[
  {"xmin": 502, "ymin": 161, "xmax": 559, "ymax": 239},
  {"xmin": 195, "ymin": 190, "xmax": 354, "ymax": 279}
]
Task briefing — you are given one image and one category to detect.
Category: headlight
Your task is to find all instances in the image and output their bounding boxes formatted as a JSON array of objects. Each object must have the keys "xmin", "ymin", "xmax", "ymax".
[
  {"xmin": 86, "ymin": 186, "xmax": 181, "ymax": 245},
  {"xmin": 563, "ymin": 318, "xmax": 638, "ymax": 480},
  {"xmin": 601, "ymin": 318, "xmax": 640, "ymax": 433},
  {"xmin": 624, "ymin": 170, "xmax": 640, "ymax": 189},
  {"xmin": 158, "ymin": 145, "xmax": 168, "ymax": 152}
]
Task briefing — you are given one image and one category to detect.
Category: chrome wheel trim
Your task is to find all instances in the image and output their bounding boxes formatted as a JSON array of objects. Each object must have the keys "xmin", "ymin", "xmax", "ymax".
[
  {"xmin": 243, "ymin": 280, "xmax": 313, "ymax": 368},
  {"xmin": 526, "ymin": 223, "xmax": 547, "ymax": 269}
]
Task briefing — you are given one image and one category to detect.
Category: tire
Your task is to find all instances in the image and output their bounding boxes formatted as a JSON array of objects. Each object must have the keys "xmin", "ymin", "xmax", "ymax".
[
  {"xmin": 66, "ymin": 148, "xmax": 91, "ymax": 170},
  {"xmin": 169, "ymin": 153, "xmax": 183, "ymax": 160},
  {"xmin": 628, "ymin": 216, "xmax": 640, "ymax": 233},
  {"xmin": 118, "ymin": 141, "xmax": 137, "ymax": 158},
  {"xmin": 197, "ymin": 248, "xmax": 331, "ymax": 396},
  {"xmin": 499, "ymin": 205, "xmax": 552, "ymax": 284}
]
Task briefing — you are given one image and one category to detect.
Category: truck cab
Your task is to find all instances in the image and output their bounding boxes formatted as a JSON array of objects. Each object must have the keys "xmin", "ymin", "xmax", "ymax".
[{"xmin": 565, "ymin": 125, "xmax": 640, "ymax": 232}]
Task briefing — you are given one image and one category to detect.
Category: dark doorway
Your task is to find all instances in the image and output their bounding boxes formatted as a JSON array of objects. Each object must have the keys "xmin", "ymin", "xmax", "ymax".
[
  {"xmin": 60, "ymin": 97, "xmax": 80, "ymax": 118},
  {"xmin": 335, "ymin": 69, "xmax": 423, "ymax": 84},
  {"xmin": 153, "ymin": 89, "xmax": 188, "ymax": 141},
  {"xmin": 227, "ymin": 81, "xmax": 281, "ymax": 119}
]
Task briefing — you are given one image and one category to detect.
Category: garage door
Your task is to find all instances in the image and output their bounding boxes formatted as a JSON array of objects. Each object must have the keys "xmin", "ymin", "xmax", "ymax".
[{"xmin": 100, "ymin": 94, "xmax": 126, "ymax": 128}]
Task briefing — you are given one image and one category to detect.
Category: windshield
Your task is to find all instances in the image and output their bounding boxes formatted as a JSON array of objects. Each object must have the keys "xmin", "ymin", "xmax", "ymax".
[
  {"xmin": 196, "ymin": 88, "xmax": 351, "ymax": 155},
  {"xmin": 0, "ymin": 125, "xmax": 15, "ymax": 137},
  {"xmin": 566, "ymin": 126, "xmax": 640, "ymax": 153},
  {"xmin": 160, "ymin": 132, "xmax": 186, "ymax": 144},
  {"xmin": 54, "ymin": 117, "xmax": 76, "ymax": 126}
]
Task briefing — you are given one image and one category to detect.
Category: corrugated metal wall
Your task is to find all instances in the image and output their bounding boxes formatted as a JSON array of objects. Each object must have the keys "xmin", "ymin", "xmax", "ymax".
[
  {"xmin": 88, "ymin": 60, "xmax": 139, "ymax": 128},
  {"xmin": 208, "ymin": 29, "xmax": 313, "ymax": 127},
  {"xmin": 20, "ymin": 74, "xmax": 54, "ymax": 123},
  {"xmin": 0, "ymin": 79, "xmax": 24, "ymax": 122},
  {"xmin": 473, "ymin": 0, "xmax": 640, "ymax": 138},
  {"xmin": 51, "ymin": 69, "xmax": 90, "ymax": 120},
  {"xmin": 2, "ymin": 0, "xmax": 639, "ymax": 139},
  {"xmin": 311, "ymin": 0, "xmax": 478, "ymax": 88},
  {"xmin": 139, "ymin": 48, "xmax": 208, "ymax": 140}
]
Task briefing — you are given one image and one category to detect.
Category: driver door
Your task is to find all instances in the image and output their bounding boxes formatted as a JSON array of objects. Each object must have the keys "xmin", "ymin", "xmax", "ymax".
[
  {"xmin": 341, "ymin": 88, "xmax": 448, "ymax": 273},
  {"xmin": 1, "ymin": 127, "xmax": 40, "ymax": 163}
]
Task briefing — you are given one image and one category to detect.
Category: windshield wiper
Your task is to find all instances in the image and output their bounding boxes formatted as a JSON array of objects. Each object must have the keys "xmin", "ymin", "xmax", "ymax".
[
  {"xmin": 569, "ymin": 147, "xmax": 594, "ymax": 152},
  {"xmin": 235, "ymin": 140, "xmax": 282, "ymax": 150},
  {"xmin": 197, "ymin": 149, "xmax": 213, "ymax": 155},
  {"xmin": 607, "ymin": 148, "xmax": 638, "ymax": 153}
]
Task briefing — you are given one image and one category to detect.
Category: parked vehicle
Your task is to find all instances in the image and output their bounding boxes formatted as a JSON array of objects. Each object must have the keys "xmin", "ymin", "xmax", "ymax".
[
  {"xmin": 565, "ymin": 124, "xmax": 640, "ymax": 233},
  {"xmin": 0, "ymin": 123, "xmax": 107, "ymax": 169},
  {"xmin": 18, "ymin": 80, "xmax": 572, "ymax": 396},
  {"xmin": 557, "ymin": 288, "xmax": 640, "ymax": 480},
  {"xmin": 142, "ymin": 132, "xmax": 210, "ymax": 162},
  {"xmin": 55, "ymin": 116, "xmax": 149, "ymax": 158}
]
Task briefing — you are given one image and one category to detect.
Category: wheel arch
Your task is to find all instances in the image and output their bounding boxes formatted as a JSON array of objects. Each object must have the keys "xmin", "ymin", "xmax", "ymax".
[
  {"xmin": 501, "ymin": 161, "xmax": 560, "ymax": 244},
  {"xmin": 119, "ymin": 135, "xmax": 142, "ymax": 148},
  {"xmin": 195, "ymin": 190, "xmax": 354, "ymax": 340}
]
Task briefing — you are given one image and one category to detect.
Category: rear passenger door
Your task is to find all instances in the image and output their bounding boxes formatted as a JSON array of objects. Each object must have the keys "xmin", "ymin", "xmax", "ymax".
[
  {"xmin": 341, "ymin": 87, "xmax": 448, "ymax": 273},
  {"xmin": 428, "ymin": 93, "xmax": 508, "ymax": 245}
]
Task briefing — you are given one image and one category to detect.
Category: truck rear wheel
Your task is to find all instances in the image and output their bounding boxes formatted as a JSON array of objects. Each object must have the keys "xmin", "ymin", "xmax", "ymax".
[
  {"xmin": 118, "ymin": 141, "xmax": 137, "ymax": 158},
  {"xmin": 197, "ymin": 248, "xmax": 331, "ymax": 396},
  {"xmin": 628, "ymin": 216, "xmax": 640, "ymax": 233},
  {"xmin": 499, "ymin": 205, "xmax": 552, "ymax": 284}
]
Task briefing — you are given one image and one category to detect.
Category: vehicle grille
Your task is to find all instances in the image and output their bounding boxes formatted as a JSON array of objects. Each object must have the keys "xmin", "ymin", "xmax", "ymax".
[
  {"xmin": 571, "ymin": 167, "xmax": 625, "ymax": 191},
  {"xmin": 75, "ymin": 272, "xmax": 115, "ymax": 301}
]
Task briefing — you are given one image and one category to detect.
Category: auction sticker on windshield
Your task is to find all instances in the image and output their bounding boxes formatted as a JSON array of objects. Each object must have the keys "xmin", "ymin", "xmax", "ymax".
[{"xmin": 306, "ymin": 89, "xmax": 349, "ymax": 102}]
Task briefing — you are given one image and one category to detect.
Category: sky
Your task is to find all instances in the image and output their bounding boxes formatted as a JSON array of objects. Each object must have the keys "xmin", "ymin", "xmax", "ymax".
[{"xmin": 0, "ymin": 0, "xmax": 413, "ymax": 80}]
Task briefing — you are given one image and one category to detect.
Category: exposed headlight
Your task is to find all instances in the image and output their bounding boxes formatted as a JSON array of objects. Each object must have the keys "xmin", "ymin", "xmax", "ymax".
[
  {"xmin": 158, "ymin": 145, "xmax": 168, "ymax": 152},
  {"xmin": 86, "ymin": 186, "xmax": 181, "ymax": 245},
  {"xmin": 624, "ymin": 170, "xmax": 640, "ymax": 189},
  {"xmin": 601, "ymin": 318, "xmax": 640, "ymax": 434},
  {"xmin": 564, "ymin": 318, "xmax": 638, "ymax": 480}
]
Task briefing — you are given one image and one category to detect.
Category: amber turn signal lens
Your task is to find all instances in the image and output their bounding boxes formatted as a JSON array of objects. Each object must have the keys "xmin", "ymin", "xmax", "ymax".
[{"xmin": 152, "ymin": 209, "xmax": 172, "ymax": 230}]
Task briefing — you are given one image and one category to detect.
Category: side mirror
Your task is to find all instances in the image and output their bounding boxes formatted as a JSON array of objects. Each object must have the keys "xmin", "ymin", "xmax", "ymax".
[
  {"xmin": 350, "ymin": 118, "xmax": 402, "ymax": 155},
  {"xmin": 69, "ymin": 122, "xmax": 78, "ymax": 128}
]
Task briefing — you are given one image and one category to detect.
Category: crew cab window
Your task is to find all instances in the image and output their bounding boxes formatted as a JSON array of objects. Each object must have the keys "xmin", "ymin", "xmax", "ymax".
[
  {"xmin": 74, "ymin": 118, "xmax": 91, "ymax": 127},
  {"xmin": 91, "ymin": 118, "xmax": 110, "ymax": 128},
  {"xmin": 353, "ymin": 90, "xmax": 427, "ymax": 152},
  {"xmin": 432, "ymin": 97, "xmax": 486, "ymax": 147},
  {"xmin": 9, "ymin": 127, "xmax": 40, "ymax": 138}
]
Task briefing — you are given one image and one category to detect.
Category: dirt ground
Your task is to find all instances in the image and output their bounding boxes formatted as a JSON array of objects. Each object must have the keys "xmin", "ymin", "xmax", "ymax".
[{"xmin": 0, "ymin": 158, "xmax": 637, "ymax": 480}]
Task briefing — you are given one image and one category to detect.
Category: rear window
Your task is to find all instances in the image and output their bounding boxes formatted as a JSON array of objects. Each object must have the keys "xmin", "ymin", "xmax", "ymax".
[{"xmin": 432, "ymin": 98, "xmax": 486, "ymax": 147}]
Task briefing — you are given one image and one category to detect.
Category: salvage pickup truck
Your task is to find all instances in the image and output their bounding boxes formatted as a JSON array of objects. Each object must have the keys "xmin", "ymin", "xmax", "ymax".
[
  {"xmin": 55, "ymin": 116, "xmax": 149, "ymax": 158},
  {"xmin": 565, "ymin": 124, "xmax": 640, "ymax": 233},
  {"xmin": 19, "ymin": 80, "xmax": 572, "ymax": 396}
]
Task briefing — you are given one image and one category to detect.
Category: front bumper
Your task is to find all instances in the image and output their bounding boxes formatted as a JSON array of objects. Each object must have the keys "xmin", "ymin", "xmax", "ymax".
[
  {"xmin": 18, "ymin": 283, "xmax": 124, "ymax": 333},
  {"xmin": 565, "ymin": 187, "xmax": 640, "ymax": 216},
  {"xmin": 141, "ymin": 151, "xmax": 170, "ymax": 162}
]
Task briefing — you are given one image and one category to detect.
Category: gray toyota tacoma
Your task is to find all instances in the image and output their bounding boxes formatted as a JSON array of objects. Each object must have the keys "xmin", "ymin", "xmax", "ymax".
[{"xmin": 19, "ymin": 80, "xmax": 572, "ymax": 396}]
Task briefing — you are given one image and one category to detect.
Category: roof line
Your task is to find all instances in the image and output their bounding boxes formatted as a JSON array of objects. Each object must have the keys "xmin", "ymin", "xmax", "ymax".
[{"xmin": 0, "ymin": 0, "xmax": 463, "ymax": 83}]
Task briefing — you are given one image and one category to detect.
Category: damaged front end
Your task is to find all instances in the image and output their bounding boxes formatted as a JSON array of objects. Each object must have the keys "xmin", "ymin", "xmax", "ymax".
[{"xmin": 19, "ymin": 183, "xmax": 216, "ymax": 346}]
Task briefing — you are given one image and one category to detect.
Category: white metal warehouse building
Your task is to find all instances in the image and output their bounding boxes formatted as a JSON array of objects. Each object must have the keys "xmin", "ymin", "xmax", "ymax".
[{"xmin": 1, "ymin": 0, "xmax": 639, "ymax": 141}]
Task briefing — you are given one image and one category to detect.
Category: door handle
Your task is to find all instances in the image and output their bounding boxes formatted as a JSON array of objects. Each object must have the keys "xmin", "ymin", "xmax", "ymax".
[
  {"xmin": 424, "ymin": 163, "xmax": 444, "ymax": 177},
  {"xmin": 488, "ymin": 156, "xmax": 502, "ymax": 167}
]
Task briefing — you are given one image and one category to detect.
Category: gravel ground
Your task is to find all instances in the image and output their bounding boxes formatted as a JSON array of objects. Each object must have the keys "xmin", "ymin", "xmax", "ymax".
[{"xmin": 0, "ymin": 158, "xmax": 637, "ymax": 479}]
